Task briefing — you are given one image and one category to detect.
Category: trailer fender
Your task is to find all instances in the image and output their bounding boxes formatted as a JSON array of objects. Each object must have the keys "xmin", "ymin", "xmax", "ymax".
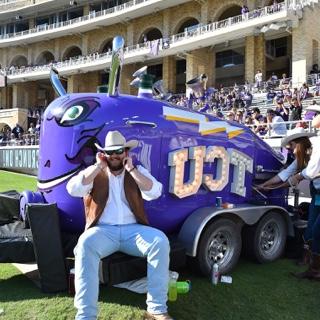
[
  {"xmin": 178, "ymin": 205, "xmax": 294, "ymax": 257},
  {"xmin": 20, "ymin": 190, "xmax": 45, "ymax": 222}
]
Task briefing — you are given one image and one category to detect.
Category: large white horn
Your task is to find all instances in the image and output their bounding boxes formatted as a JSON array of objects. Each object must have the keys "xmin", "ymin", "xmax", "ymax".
[
  {"xmin": 130, "ymin": 77, "xmax": 141, "ymax": 88},
  {"xmin": 132, "ymin": 66, "xmax": 147, "ymax": 78}
]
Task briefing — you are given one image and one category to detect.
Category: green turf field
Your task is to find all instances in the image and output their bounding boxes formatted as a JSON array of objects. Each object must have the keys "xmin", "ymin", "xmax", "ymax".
[{"xmin": 0, "ymin": 170, "xmax": 318, "ymax": 320}]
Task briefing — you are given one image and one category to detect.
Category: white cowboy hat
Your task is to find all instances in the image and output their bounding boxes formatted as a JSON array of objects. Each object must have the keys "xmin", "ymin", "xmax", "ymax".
[
  {"xmin": 306, "ymin": 104, "xmax": 320, "ymax": 113},
  {"xmin": 281, "ymin": 127, "xmax": 316, "ymax": 147},
  {"xmin": 94, "ymin": 130, "xmax": 139, "ymax": 151}
]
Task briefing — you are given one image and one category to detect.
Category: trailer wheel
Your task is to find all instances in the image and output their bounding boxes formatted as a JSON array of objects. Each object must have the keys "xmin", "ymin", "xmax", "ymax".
[
  {"xmin": 196, "ymin": 218, "xmax": 242, "ymax": 275},
  {"xmin": 246, "ymin": 211, "xmax": 287, "ymax": 263}
]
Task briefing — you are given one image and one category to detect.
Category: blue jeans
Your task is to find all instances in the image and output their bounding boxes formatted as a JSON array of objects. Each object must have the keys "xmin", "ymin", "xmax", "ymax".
[
  {"xmin": 74, "ymin": 223, "xmax": 170, "ymax": 320},
  {"xmin": 304, "ymin": 184, "xmax": 320, "ymax": 254}
]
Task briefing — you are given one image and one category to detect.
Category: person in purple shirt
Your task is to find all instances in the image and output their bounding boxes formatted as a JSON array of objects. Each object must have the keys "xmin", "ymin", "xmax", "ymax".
[
  {"xmin": 266, "ymin": 89, "xmax": 276, "ymax": 103},
  {"xmin": 241, "ymin": 4, "xmax": 249, "ymax": 14},
  {"xmin": 304, "ymin": 101, "xmax": 320, "ymax": 122},
  {"xmin": 242, "ymin": 90, "xmax": 253, "ymax": 108}
]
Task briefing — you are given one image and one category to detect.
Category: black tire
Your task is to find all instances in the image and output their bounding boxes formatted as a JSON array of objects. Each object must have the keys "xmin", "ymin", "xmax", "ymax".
[
  {"xmin": 244, "ymin": 211, "xmax": 287, "ymax": 263},
  {"xmin": 196, "ymin": 218, "xmax": 242, "ymax": 275}
]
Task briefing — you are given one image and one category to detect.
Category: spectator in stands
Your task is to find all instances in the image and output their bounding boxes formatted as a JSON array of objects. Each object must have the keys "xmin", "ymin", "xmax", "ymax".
[
  {"xmin": 16, "ymin": 132, "xmax": 24, "ymax": 145},
  {"xmin": 241, "ymin": 4, "xmax": 249, "ymax": 16},
  {"xmin": 243, "ymin": 90, "xmax": 253, "ymax": 108},
  {"xmin": 267, "ymin": 89, "xmax": 276, "ymax": 103},
  {"xmin": 274, "ymin": 90, "xmax": 289, "ymax": 119},
  {"xmin": 279, "ymin": 73, "xmax": 290, "ymax": 89},
  {"xmin": 266, "ymin": 108, "xmax": 287, "ymax": 136},
  {"xmin": 8, "ymin": 133, "xmax": 17, "ymax": 146},
  {"xmin": 28, "ymin": 122, "xmax": 36, "ymax": 134},
  {"xmin": 313, "ymin": 79, "xmax": 320, "ymax": 97},
  {"xmin": 289, "ymin": 98, "xmax": 302, "ymax": 127},
  {"xmin": 254, "ymin": 69, "xmax": 263, "ymax": 89},
  {"xmin": 244, "ymin": 116, "xmax": 253, "ymax": 127},
  {"xmin": 235, "ymin": 110, "xmax": 244, "ymax": 124},
  {"xmin": 213, "ymin": 109, "xmax": 224, "ymax": 119},
  {"xmin": 35, "ymin": 119, "xmax": 41, "ymax": 132},
  {"xmin": 255, "ymin": 116, "xmax": 268, "ymax": 136},
  {"xmin": 299, "ymin": 83, "xmax": 310, "ymax": 100},
  {"xmin": 271, "ymin": 72, "xmax": 278, "ymax": 83},
  {"xmin": 283, "ymin": 87, "xmax": 292, "ymax": 104},
  {"xmin": 252, "ymin": 107, "xmax": 263, "ymax": 123},
  {"xmin": 265, "ymin": 76, "xmax": 274, "ymax": 91},
  {"xmin": 274, "ymin": 89, "xmax": 284, "ymax": 105},
  {"xmin": 272, "ymin": 0, "xmax": 280, "ymax": 11},
  {"xmin": 291, "ymin": 87, "xmax": 300, "ymax": 102},
  {"xmin": 244, "ymin": 80, "xmax": 252, "ymax": 92},
  {"xmin": 309, "ymin": 64, "xmax": 320, "ymax": 85},
  {"xmin": 226, "ymin": 111, "xmax": 235, "ymax": 122},
  {"xmin": 310, "ymin": 63, "xmax": 320, "ymax": 75},
  {"xmin": 11, "ymin": 123, "xmax": 24, "ymax": 139},
  {"xmin": 0, "ymin": 132, "xmax": 6, "ymax": 146}
]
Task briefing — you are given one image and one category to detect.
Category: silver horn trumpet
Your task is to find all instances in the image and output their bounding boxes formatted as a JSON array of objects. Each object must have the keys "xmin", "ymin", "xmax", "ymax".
[
  {"xmin": 130, "ymin": 66, "xmax": 148, "ymax": 88},
  {"xmin": 50, "ymin": 67, "xmax": 66, "ymax": 97},
  {"xmin": 108, "ymin": 36, "xmax": 125, "ymax": 97},
  {"xmin": 186, "ymin": 73, "xmax": 208, "ymax": 98},
  {"xmin": 152, "ymin": 79, "xmax": 172, "ymax": 101}
]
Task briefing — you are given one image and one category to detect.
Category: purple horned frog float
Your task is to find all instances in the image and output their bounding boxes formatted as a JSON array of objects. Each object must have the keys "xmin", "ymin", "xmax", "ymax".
[{"xmin": 21, "ymin": 36, "xmax": 287, "ymax": 235}]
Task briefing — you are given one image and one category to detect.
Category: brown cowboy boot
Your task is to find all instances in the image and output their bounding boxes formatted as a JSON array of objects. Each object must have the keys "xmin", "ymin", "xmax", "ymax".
[
  {"xmin": 308, "ymin": 254, "xmax": 320, "ymax": 280},
  {"xmin": 293, "ymin": 254, "xmax": 320, "ymax": 280},
  {"xmin": 296, "ymin": 240, "xmax": 312, "ymax": 266}
]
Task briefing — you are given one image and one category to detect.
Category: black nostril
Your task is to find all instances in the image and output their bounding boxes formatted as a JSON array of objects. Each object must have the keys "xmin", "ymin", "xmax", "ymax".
[{"xmin": 45, "ymin": 160, "xmax": 51, "ymax": 168}]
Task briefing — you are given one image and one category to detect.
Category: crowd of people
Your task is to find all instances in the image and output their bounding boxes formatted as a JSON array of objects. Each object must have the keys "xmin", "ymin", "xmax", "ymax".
[
  {"xmin": 0, "ymin": 104, "xmax": 45, "ymax": 146},
  {"xmin": 0, "ymin": 121, "xmax": 40, "ymax": 146},
  {"xmin": 170, "ymin": 70, "xmax": 320, "ymax": 138},
  {"xmin": 1, "ymin": 68, "xmax": 320, "ymax": 146}
]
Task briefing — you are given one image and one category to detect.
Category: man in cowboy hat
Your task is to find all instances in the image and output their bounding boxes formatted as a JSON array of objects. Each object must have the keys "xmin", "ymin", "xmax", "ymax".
[{"xmin": 67, "ymin": 130, "xmax": 173, "ymax": 320}]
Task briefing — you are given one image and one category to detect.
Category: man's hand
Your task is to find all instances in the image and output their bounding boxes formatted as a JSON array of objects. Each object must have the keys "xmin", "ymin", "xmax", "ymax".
[
  {"xmin": 123, "ymin": 156, "xmax": 135, "ymax": 172},
  {"xmin": 96, "ymin": 152, "xmax": 108, "ymax": 169}
]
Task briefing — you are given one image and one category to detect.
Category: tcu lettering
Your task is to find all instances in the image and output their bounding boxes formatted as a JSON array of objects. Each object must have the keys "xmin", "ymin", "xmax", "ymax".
[{"xmin": 168, "ymin": 146, "xmax": 253, "ymax": 198}]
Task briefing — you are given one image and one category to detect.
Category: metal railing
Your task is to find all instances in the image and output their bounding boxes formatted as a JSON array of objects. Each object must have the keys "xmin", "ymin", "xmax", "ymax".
[
  {"xmin": 0, "ymin": 0, "xmax": 316, "ymax": 41},
  {"xmin": 7, "ymin": 2, "xmax": 291, "ymax": 77},
  {"xmin": 0, "ymin": 0, "xmax": 32, "ymax": 11},
  {"xmin": 245, "ymin": 119, "xmax": 317, "ymax": 139},
  {"xmin": 0, "ymin": 0, "xmax": 144, "ymax": 40},
  {"xmin": 6, "ymin": 0, "xmax": 320, "ymax": 79}
]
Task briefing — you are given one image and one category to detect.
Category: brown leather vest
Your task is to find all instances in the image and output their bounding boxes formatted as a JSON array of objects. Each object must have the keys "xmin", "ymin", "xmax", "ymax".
[{"xmin": 83, "ymin": 169, "xmax": 149, "ymax": 229}]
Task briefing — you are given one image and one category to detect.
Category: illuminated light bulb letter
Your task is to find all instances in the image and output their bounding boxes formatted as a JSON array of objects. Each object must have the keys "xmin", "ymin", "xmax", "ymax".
[
  {"xmin": 168, "ymin": 146, "xmax": 206, "ymax": 198},
  {"xmin": 203, "ymin": 146, "xmax": 229, "ymax": 191},
  {"xmin": 228, "ymin": 148, "xmax": 253, "ymax": 197}
]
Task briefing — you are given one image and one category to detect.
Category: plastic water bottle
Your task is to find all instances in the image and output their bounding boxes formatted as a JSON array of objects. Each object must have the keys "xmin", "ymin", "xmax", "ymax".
[
  {"xmin": 211, "ymin": 263, "xmax": 219, "ymax": 285},
  {"xmin": 176, "ymin": 280, "xmax": 191, "ymax": 294},
  {"xmin": 168, "ymin": 272, "xmax": 179, "ymax": 301}
]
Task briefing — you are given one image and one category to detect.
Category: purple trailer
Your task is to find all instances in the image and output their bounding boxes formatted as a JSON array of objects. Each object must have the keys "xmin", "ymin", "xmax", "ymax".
[{"xmin": 21, "ymin": 36, "xmax": 294, "ymax": 275}]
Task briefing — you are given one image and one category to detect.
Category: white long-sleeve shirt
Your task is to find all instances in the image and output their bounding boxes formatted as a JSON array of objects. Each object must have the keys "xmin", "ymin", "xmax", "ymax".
[
  {"xmin": 66, "ymin": 165, "xmax": 163, "ymax": 225},
  {"xmin": 278, "ymin": 156, "xmax": 320, "ymax": 189},
  {"xmin": 301, "ymin": 138, "xmax": 320, "ymax": 189}
]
